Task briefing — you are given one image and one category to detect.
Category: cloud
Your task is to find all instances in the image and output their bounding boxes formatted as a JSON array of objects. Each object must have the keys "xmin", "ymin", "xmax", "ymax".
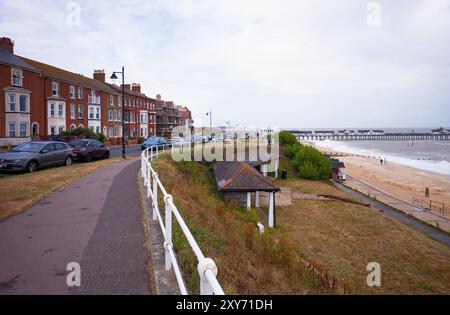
[{"xmin": 1, "ymin": 0, "xmax": 449, "ymax": 128}]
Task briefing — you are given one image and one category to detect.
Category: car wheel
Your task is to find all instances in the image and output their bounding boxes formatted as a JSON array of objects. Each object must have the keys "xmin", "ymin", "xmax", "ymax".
[
  {"xmin": 26, "ymin": 160, "xmax": 39, "ymax": 173},
  {"xmin": 85, "ymin": 155, "xmax": 92, "ymax": 163},
  {"xmin": 104, "ymin": 152, "xmax": 110, "ymax": 159},
  {"xmin": 65, "ymin": 156, "xmax": 73, "ymax": 166}
]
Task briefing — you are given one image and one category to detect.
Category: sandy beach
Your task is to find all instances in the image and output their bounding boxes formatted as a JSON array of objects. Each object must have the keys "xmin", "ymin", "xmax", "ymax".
[{"xmin": 310, "ymin": 142, "xmax": 450, "ymax": 217}]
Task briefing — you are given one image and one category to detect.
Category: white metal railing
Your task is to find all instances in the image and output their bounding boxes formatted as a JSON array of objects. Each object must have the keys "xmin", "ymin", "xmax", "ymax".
[{"xmin": 140, "ymin": 143, "xmax": 225, "ymax": 295}]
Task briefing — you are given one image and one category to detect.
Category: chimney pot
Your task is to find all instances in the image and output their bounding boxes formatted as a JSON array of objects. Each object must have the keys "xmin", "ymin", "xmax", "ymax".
[
  {"xmin": 93, "ymin": 69, "xmax": 106, "ymax": 83},
  {"xmin": 0, "ymin": 37, "xmax": 14, "ymax": 54}
]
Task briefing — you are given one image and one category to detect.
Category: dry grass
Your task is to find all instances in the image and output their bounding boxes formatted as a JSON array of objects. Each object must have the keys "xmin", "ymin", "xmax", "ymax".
[
  {"xmin": 277, "ymin": 188, "xmax": 450, "ymax": 294},
  {"xmin": 0, "ymin": 157, "xmax": 126, "ymax": 220},
  {"xmin": 152, "ymin": 155, "xmax": 338, "ymax": 295}
]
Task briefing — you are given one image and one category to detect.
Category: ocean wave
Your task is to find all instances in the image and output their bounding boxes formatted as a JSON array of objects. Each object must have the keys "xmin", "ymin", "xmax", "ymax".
[{"xmin": 310, "ymin": 139, "xmax": 450, "ymax": 177}]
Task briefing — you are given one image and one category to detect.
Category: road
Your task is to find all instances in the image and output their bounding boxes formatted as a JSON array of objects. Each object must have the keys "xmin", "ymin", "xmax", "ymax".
[
  {"xmin": 0, "ymin": 145, "xmax": 142, "ymax": 179},
  {"xmin": 0, "ymin": 157, "xmax": 151, "ymax": 294},
  {"xmin": 334, "ymin": 181, "xmax": 450, "ymax": 247}
]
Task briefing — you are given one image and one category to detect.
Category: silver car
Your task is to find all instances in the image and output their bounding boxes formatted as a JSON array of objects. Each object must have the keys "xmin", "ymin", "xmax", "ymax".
[{"xmin": 0, "ymin": 141, "xmax": 73, "ymax": 173}]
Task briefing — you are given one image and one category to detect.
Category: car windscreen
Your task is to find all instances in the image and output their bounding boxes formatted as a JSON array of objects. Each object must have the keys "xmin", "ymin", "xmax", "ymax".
[
  {"xmin": 11, "ymin": 142, "xmax": 46, "ymax": 153},
  {"xmin": 69, "ymin": 140, "xmax": 88, "ymax": 147}
]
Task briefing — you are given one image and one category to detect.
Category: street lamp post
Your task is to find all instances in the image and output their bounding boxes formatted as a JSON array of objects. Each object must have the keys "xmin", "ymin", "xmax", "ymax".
[{"xmin": 110, "ymin": 67, "xmax": 126, "ymax": 158}]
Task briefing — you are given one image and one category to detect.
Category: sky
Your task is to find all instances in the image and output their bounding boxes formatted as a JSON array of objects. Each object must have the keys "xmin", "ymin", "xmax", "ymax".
[{"xmin": 1, "ymin": 0, "xmax": 449, "ymax": 129}]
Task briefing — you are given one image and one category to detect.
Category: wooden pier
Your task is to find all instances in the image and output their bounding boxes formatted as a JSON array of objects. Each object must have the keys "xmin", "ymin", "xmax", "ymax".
[{"xmin": 287, "ymin": 131, "xmax": 450, "ymax": 141}]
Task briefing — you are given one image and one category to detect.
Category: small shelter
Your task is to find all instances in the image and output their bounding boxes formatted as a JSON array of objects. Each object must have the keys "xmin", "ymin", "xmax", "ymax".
[{"xmin": 213, "ymin": 161, "xmax": 281, "ymax": 228}]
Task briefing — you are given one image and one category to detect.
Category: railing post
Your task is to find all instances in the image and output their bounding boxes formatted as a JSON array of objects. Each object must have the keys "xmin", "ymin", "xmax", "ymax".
[
  {"xmin": 152, "ymin": 173, "xmax": 158, "ymax": 221},
  {"xmin": 147, "ymin": 163, "xmax": 152, "ymax": 198},
  {"xmin": 164, "ymin": 195, "xmax": 173, "ymax": 271},
  {"xmin": 198, "ymin": 258, "xmax": 218, "ymax": 295},
  {"xmin": 268, "ymin": 192, "xmax": 275, "ymax": 228}
]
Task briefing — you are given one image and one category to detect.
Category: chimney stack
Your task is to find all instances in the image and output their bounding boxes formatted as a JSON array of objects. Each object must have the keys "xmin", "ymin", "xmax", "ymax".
[
  {"xmin": 131, "ymin": 83, "xmax": 141, "ymax": 93},
  {"xmin": 93, "ymin": 69, "xmax": 105, "ymax": 83},
  {"xmin": 122, "ymin": 84, "xmax": 131, "ymax": 91},
  {"xmin": 0, "ymin": 37, "xmax": 14, "ymax": 54}
]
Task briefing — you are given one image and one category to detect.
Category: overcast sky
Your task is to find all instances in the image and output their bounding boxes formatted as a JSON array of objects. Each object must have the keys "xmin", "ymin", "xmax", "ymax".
[{"xmin": 1, "ymin": 0, "xmax": 449, "ymax": 128}]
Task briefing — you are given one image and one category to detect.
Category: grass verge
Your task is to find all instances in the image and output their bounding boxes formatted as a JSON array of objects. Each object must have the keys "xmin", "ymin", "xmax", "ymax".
[
  {"xmin": 0, "ymin": 157, "xmax": 128, "ymax": 220},
  {"xmin": 152, "ymin": 155, "xmax": 340, "ymax": 295}
]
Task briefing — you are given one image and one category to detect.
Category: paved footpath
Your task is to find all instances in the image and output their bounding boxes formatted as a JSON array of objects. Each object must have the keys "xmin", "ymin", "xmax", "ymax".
[{"xmin": 0, "ymin": 158, "xmax": 151, "ymax": 295}]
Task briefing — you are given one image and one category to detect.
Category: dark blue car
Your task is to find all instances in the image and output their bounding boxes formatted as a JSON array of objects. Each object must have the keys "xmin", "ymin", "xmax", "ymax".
[{"xmin": 141, "ymin": 137, "xmax": 167, "ymax": 150}]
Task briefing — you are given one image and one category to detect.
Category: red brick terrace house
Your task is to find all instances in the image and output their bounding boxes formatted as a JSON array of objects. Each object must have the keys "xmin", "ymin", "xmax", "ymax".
[
  {"xmin": 0, "ymin": 38, "xmax": 44, "ymax": 146},
  {"xmin": 106, "ymin": 83, "xmax": 156, "ymax": 139},
  {"xmin": 18, "ymin": 58, "xmax": 121, "ymax": 138}
]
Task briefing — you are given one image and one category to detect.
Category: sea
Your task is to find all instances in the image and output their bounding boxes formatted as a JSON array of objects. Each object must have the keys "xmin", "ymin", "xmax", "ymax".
[{"xmin": 299, "ymin": 128, "xmax": 450, "ymax": 177}]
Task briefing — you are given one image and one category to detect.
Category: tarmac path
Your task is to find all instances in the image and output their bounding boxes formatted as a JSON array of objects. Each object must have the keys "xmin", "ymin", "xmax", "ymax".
[{"xmin": 0, "ymin": 158, "xmax": 151, "ymax": 295}]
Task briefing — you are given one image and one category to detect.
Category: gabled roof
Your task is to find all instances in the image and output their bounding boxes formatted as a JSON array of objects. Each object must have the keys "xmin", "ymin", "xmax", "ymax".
[
  {"xmin": 18, "ymin": 56, "xmax": 119, "ymax": 95},
  {"xmin": 213, "ymin": 161, "xmax": 280, "ymax": 192},
  {"xmin": 0, "ymin": 47, "xmax": 39, "ymax": 72}
]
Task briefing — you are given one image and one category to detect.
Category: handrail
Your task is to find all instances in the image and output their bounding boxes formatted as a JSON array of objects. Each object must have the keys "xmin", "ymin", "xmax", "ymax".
[{"xmin": 141, "ymin": 143, "xmax": 225, "ymax": 295}]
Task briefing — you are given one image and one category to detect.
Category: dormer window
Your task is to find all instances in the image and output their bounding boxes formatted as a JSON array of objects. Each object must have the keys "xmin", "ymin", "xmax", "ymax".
[
  {"xmin": 52, "ymin": 82, "xmax": 59, "ymax": 96},
  {"xmin": 12, "ymin": 68, "xmax": 23, "ymax": 87}
]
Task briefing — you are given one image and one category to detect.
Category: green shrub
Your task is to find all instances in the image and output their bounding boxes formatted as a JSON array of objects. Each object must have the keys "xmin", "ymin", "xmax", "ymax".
[
  {"xmin": 278, "ymin": 131, "xmax": 298, "ymax": 146},
  {"xmin": 292, "ymin": 146, "xmax": 331, "ymax": 180},
  {"xmin": 137, "ymin": 137, "xmax": 145, "ymax": 144},
  {"xmin": 59, "ymin": 127, "xmax": 99, "ymax": 140},
  {"xmin": 283, "ymin": 143, "xmax": 304, "ymax": 159},
  {"xmin": 97, "ymin": 133, "xmax": 106, "ymax": 143}
]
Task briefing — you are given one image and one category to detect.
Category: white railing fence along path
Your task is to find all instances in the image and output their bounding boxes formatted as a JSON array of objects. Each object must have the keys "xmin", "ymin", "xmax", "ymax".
[{"xmin": 140, "ymin": 144, "xmax": 225, "ymax": 295}]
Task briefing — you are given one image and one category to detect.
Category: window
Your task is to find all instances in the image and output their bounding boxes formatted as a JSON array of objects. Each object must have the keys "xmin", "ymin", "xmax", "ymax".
[
  {"xmin": 124, "ymin": 112, "xmax": 129, "ymax": 122},
  {"xmin": 8, "ymin": 95, "xmax": 15, "ymax": 111},
  {"xmin": 55, "ymin": 143, "xmax": 67, "ymax": 151},
  {"xmin": 70, "ymin": 86, "xmax": 75, "ymax": 99},
  {"xmin": 50, "ymin": 103, "xmax": 55, "ymax": 117},
  {"xmin": 89, "ymin": 107, "xmax": 94, "ymax": 119},
  {"xmin": 58, "ymin": 103, "xmax": 64, "ymax": 117},
  {"xmin": 109, "ymin": 109, "xmax": 113, "ymax": 121},
  {"xmin": 110, "ymin": 95, "xmax": 114, "ymax": 106},
  {"xmin": 9, "ymin": 122, "xmax": 16, "ymax": 137},
  {"xmin": 96, "ymin": 126, "xmax": 100, "ymax": 134},
  {"xmin": 78, "ymin": 87, "xmax": 83, "ymax": 99},
  {"xmin": 43, "ymin": 143, "xmax": 56, "ymax": 152},
  {"xmin": 20, "ymin": 123, "xmax": 27, "ymax": 137},
  {"xmin": 52, "ymin": 82, "xmax": 59, "ymax": 96},
  {"xmin": 70, "ymin": 124, "xmax": 76, "ymax": 131},
  {"xmin": 50, "ymin": 127, "xmax": 56, "ymax": 135},
  {"xmin": 19, "ymin": 95, "xmax": 28, "ymax": 112},
  {"xmin": 70, "ymin": 104, "xmax": 75, "ymax": 119},
  {"xmin": 12, "ymin": 68, "xmax": 23, "ymax": 86},
  {"xmin": 95, "ymin": 107, "xmax": 100, "ymax": 119},
  {"xmin": 78, "ymin": 105, "xmax": 83, "ymax": 119},
  {"xmin": 59, "ymin": 126, "xmax": 65, "ymax": 134}
]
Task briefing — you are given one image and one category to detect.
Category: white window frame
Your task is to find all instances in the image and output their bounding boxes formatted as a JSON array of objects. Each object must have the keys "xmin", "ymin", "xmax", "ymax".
[
  {"xmin": 52, "ymin": 82, "xmax": 59, "ymax": 96},
  {"xmin": 70, "ymin": 86, "xmax": 75, "ymax": 99},
  {"xmin": 70, "ymin": 104, "xmax": 75, "ymax": 119},
  {"xmin": 19, "ymin": 95, "xmax": 28, "ymax": 112},
  {"xmin": 58, "ymin": 103, "xmax": 64, "ymax": 117},
  {"xmin": 95, "ymin": 107, "xmax": 100, "ymax": 119},
  {"xmin": 20, "ymin": 123, "xmax": 28, "ymax": 137},
  {"xmin": 8, "ymin": 122, "xmax": 16, "ymax": 137},
  {"xmin": 8, "ymin": 94, "xmax": 16, "ymax": 112},
  {"xmin": 78, "ymin": 87, "xmax": 83, "ymax": 99},
  {"xmin": 11, "ymin": 68, "xmax": 23, "ymax": 87},
  {"xmin": 78, "ymin": 105, "xmax": 83, "ymax": 119},
  {"xmin": 50, "ymin": 103, "xmax": 55, "ymax": 117}
]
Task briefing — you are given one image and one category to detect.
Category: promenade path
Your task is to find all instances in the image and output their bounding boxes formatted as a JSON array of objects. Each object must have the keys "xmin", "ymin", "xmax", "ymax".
[{"xmin": 0, "ymin": 158, "xmax": 151, "ymax": 295}]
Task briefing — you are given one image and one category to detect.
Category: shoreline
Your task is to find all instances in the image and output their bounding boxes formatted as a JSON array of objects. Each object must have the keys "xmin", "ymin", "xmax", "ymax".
[{"xmin": 304, "ymin": 141, "xmax": 450, "ymax": 218}]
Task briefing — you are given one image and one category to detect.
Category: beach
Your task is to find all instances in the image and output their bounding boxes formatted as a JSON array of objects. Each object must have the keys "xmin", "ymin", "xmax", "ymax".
[{"xmin": 310, "ymin": 142, "xmax": 450, "ymax": 218}]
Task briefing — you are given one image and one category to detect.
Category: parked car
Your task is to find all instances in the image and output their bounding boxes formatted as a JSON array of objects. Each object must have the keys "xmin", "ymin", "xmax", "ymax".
[
  {"xmin": 141, "ymin": 137, "xmax": 167, "ymax": 150},
  {"xmin": 68, "ymin": 139, "xmax": 110, "ymax": 162},
  {"xmin": 0, "ymin": 141, "xmax": 73, "ymax": 173}
]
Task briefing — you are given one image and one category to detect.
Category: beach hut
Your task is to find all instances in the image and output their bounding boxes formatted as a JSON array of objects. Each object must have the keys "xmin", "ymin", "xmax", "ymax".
[
  {"xmin": 213, "ymin": 161, "xmax": 281, "ymax": 228},
  {"xmin": 329, "ymin": 158, "xmax": 346, "ymax": 181}
]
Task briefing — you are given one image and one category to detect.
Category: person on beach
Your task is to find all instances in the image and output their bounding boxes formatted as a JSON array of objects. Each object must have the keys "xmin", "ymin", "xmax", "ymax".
[
  {"xmin": 384, "ymin": 158, "xmax": 387, "ymax": 166},
  {"xmin": 380, "ymin": 158, "xmax": 383, "ymax": 165}
]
